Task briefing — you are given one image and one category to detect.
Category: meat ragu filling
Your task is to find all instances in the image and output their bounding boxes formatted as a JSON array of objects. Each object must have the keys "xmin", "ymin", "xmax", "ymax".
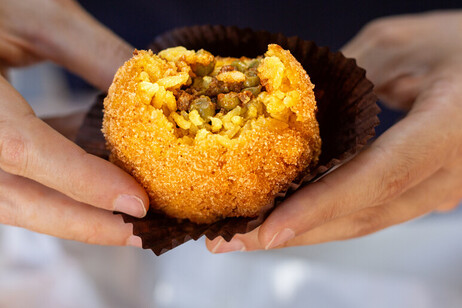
[{"xmin": 135, "ymin": 46, "xmax": 302, "ymax": 146}]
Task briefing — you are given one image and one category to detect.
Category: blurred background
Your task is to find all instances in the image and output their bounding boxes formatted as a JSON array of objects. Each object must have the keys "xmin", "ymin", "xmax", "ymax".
[{"xmin": 1, "ymin": 1, "xmax": 461, "ymax": 307}]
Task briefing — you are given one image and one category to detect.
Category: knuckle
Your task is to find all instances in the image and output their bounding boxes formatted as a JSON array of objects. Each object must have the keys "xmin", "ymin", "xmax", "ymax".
[
  {"xmin": 305, "ymin": 179, "xmax": 349, "ymax": 227},
  {"xmin": 350, "ymin": 211, "xmax": 380, "ymax": 238},
  {"xmin": 363, "ymin": 18, "xmax": 390, "ymax": 36},
  {"xmin": 309, "ymin": 180, "xmax": 341, "ymax": 223},
  {"xmin": 0, "ymin": 127, "xmax": 28, "ymax": 176},
  {"xmin": 381, "ymin": 168, "xmax": 411, "ymax": 201},
  {"xmin": 374, "ymin": 145, "xmax": 413, "ymax": 203},
  {"xmin": 363, "ymin": 19, "xmax": 405, "ymax": 47},
  {"xmin": 319, "ymin": 200, "xmax": 340, "ymax": 224},
  {"xmin": 81, "ymin": 223, "xmax": 103, "ymax": 245}
]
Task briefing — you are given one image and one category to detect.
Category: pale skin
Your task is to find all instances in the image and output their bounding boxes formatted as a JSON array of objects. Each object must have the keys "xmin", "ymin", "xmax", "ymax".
[
  {"xmin": 0, "ymin": 0, "xmax": 148, "ymax": 247},
  {"xmin": 207, "ymin": 11, "xmax": 462, "ymax": 253}
]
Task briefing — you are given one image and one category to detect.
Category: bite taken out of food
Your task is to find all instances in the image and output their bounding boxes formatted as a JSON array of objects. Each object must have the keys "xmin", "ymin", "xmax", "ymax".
[{"xmin": 103, "ymin": 44, "xmax": 321, "ymax": 224}]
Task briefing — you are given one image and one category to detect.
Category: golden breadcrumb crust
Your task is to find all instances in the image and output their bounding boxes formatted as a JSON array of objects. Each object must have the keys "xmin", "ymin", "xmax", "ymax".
[{"xmin": 103, "ymin": 44, "xmax": 321, "ymax": 223}]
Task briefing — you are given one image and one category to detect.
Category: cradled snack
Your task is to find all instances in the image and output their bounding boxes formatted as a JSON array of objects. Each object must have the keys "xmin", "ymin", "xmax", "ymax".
[
  {"xmin": 77, "ymin": 25, "xmax": 379, "ymax": 255},
  {"xmin": 103, "ymin": 44, "xmax": 321, "ymax": 224}
]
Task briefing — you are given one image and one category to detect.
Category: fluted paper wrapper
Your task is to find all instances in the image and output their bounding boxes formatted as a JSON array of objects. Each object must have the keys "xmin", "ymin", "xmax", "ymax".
[{"xmin": 76, "ymin": 25, "xmax": 380, "ymax": 255}]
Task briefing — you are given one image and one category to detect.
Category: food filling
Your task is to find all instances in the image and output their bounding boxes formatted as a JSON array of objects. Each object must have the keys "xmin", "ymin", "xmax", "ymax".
[
  {"xmin": 136, "ymin": 47, "xmax": 303, "ymax": 147},
  {"xmin": 104, "ymin": 44, "xmax": 321, "ymax": 224}
]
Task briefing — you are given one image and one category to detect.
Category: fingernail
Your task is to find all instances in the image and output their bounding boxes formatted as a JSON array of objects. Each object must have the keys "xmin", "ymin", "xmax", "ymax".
[
  {"xmin": 265, "ymin": 228, "xmax": 295, "ymax": 250},
  {"xmin": 126, "ymin": 235, "xmax": 142, "ymax": 248},
  {"xmin": 211, "ymin": 238, "xmax": 224, "ymax": 253},
  {"xmin": 212, "ymin": 238, "xmax": 246, "ymax": 253},
  {"xmin": 114, "ymin": 194, "xmax": 146, "ymax": 218}
]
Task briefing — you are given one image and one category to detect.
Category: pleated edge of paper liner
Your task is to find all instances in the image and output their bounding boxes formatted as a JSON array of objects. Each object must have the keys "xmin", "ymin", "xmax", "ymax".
[{"xmin": 75, "ymin": 25, "xmax": 380, "ymax": 256}]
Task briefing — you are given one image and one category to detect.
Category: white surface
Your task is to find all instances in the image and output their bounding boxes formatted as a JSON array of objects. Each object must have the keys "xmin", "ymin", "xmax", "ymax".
[
  {"xmin": 2, "ymin": 211, "xmax": 462, "ymax": 308},
  {"xmin": 150, "ymin": 209, "xmax": 462, "ymax": 308},
  {"xmin": 0, "ymin": 227, "xmax": 103, "ymax": 308}
]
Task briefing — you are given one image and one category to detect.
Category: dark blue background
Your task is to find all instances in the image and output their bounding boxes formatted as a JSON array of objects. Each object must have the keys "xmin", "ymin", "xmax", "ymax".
[{"xmin": 75, "ymin": 0, "xmax": 460, "ymax": 135}]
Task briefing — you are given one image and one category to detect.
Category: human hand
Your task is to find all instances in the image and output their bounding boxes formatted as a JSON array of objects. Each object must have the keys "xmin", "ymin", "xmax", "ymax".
[
  {"xmin": 207, "ymin": 10, "xmax": 462, "ymax": 253},
  {"xmin": 0, "ymin": 0, "xmax": 149, "ymax": 246},
  {"xmin": 0, "ymin": 0, "xmax": 132, "ymax": 89}
]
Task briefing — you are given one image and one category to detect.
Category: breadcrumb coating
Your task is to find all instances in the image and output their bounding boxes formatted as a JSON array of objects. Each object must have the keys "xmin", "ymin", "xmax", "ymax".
[{"xmin": 103, "ymin": 44, "xmax": 321, "ymax": 223}]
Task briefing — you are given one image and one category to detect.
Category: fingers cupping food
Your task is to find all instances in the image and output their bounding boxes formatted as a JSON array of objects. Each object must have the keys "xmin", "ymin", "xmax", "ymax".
[{"xmin": 103, "ymin": 44, "xmax": 321, "ymax": 223}]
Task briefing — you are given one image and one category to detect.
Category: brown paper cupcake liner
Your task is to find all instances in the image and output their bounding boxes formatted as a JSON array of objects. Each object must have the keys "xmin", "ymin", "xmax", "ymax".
[{"xmin": 75, "ymin": 25, "xmax": 380, "ymax": 255}]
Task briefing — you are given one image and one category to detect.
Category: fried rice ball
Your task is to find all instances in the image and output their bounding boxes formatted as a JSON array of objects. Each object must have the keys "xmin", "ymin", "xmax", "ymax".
[{"xmin": 103, "ymin": 44, "xmax": 321, "ymax": 224}]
